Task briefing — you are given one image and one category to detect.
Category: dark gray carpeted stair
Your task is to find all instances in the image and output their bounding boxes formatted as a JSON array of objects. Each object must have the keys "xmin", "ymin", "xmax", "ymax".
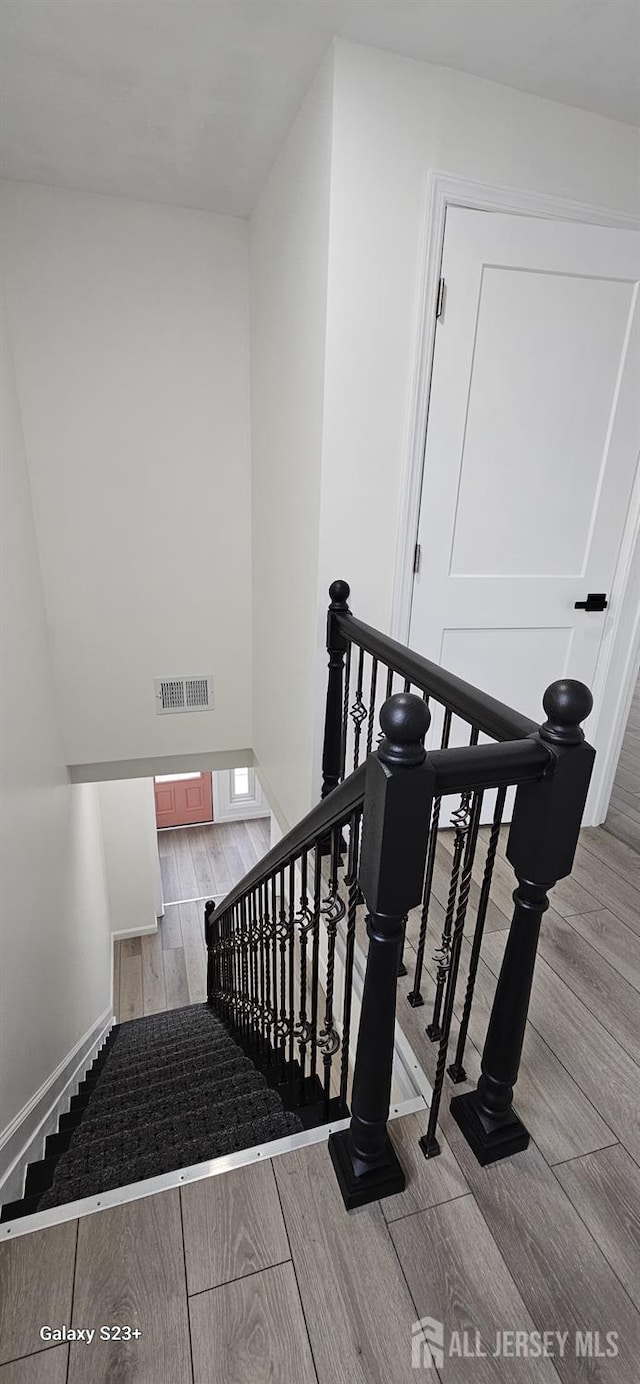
[{"xmin": 1, "ymin": 1004, "xmax": 302, "ymax": 1220}]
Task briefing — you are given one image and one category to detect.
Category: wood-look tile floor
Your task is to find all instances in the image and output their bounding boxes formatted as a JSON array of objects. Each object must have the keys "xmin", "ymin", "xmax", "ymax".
[
  {"xmin": 605, "ymin": 670, "xmax": 640, "ymax": 853},
  {"xmin": 4, "ymin": 825, "xmax": 640, "ymax": 1382},
  {"xmin": 114, "ymin": 819, "xmax": 271, "ymax": 1021}
]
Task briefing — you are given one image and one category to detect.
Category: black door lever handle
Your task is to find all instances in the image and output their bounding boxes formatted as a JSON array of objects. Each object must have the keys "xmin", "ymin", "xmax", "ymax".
[{"xmin": 574, "ymin": 593, "xmax": 608, "ymax": 612}]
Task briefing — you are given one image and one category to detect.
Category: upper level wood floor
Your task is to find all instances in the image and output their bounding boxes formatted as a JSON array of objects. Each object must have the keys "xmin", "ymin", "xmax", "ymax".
[{"xmin": 2, "ymin": 822, "xmax": 640, "ymax": 1382}]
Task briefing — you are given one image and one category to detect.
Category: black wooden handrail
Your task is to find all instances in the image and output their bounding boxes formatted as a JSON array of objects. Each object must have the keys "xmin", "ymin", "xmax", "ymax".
[
  {"xmin": 216, "ymin": 737, "xmax": 550, "ymax": 924},
  {"xmin": 427, "ymin": 736, "xmax": 552, "ymax": 791},
  {"xmin": 206, "ymin": 579, "xmax": 595, "ymax": 1210},
  {"xmin": 335, "ymin": 609, "xmax": 538, "ymax": 743},
  {"xmin": 215, "ymin": 762, "xmax": 366, "ymax": 919}
]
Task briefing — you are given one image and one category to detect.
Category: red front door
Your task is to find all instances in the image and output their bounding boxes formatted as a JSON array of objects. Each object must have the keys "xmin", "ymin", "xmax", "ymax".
[{"xmin": 154, "ymin": 773, "xmax": 213, "ymax": 829}]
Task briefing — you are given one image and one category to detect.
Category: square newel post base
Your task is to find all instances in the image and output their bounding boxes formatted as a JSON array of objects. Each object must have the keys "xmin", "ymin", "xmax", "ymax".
[
  {"xmin": 449, "ymin": 1091, "xmax": 530, "ymax": 1167},
  {"xmin": 328, "ymin": 1129, "xmax": 406, "ymax": 1210}
]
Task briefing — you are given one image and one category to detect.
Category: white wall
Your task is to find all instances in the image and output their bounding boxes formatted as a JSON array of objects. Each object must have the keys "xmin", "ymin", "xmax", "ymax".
[
  {"xmin": 249, "ymin": 54, "xmax": 334, "ymax": 829},
  {"xmin": 98, "ymin": 778, "xmax": 163, "ymax": 937},
  {"xmin": 305, "ymin": 40, "xmax": 640, "ymax": 792},
  {"xmin": 0, "ymin": 181, "xmax": 253, "ymax": 769},
  {"xmin": 0, "ymin": 282, "xmax": 112, "ymax": 1145},
  {"xmin": 319, "ymin": 41, "xmax": 640, "ymax": 636}
]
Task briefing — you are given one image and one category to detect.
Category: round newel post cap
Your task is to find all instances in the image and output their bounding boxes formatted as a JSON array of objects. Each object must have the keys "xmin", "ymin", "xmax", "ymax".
[
  {"xmin": 541, "ymin": 679, "xmax": 593, "ymax": 746},
  {"xmin": 379, "ymin": 693, "xmax": 431, "ymax": 767},
  {"xmin": 328, "ymin": 579, "xmax": 350, "ymax": 610}
]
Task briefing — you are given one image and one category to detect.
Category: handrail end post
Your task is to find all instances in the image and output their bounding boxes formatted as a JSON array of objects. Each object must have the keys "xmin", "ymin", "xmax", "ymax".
[
  {"xmin": 450, "ymin": 679, "xmax": 595, "ymax": 1165},
  {"xmin": 329, "ymin": 692, "xmax": 434, "ymax": 1208}
]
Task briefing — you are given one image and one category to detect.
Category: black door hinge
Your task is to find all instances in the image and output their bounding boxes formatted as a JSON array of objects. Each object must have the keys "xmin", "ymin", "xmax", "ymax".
[
  {"xmin": 436, "ymin": 278, "xmax": 446, "ymax": 319},
  {"xmin": 413, "ymin": 543, "xmax": 422, "ymax": 574}
]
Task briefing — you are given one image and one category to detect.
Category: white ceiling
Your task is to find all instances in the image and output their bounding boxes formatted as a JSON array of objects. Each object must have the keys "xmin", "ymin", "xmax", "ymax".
[{"xmin": 1, "ymin": 0, "xmax": 639, "ymax": 217}]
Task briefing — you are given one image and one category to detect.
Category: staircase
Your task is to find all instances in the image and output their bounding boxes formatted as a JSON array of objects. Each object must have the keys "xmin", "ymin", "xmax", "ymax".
[
  {"xmin": 1, "ymin": 1005, "xmax": 301, "ymax": 1222},
  {"xmin": 1, "ymin": 578, "xmax": 597, "ymax": 1224}
]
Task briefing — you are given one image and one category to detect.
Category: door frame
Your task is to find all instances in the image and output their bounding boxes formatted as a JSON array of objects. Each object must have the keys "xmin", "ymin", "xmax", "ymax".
[{"xmin": 391, "ymin": 170, "xmax": 640, "ymax": 825}]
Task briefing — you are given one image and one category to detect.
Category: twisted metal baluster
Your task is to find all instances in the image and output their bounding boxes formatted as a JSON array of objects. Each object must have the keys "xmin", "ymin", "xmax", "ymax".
[
  {"xmin": 319, "ymin": 825, "xmax": 342, "ymax": 1117},
  {"xmin": 321, "ymin": 822, "xmax": 347, "ymax": 925},
  {"xmin": 448, "ymin": 785, "xmax": 507, "ymax": 1083},
  {"xmin": 295, "ymin": 851, "xmax": 314, "ymax": 1103},
  {"xmin": 227, "ymin": 907, "xmax": 236, "ymax": 1027},
  {"xmin": 397, "ymin": 916, "xmax": 408, "ymax": 977},
  {"xmin": 262, "ymin": 879, "xmax": 273, "ymax": 1064},
  {"xmin": 257, "ymin": 885, "xmax": 267, "ymax": 1057},
  {"xmin": 288, "ymin": 861, "xmax": 296, "ymax": 1077},
  {"xmin": 375, "ymin": 666, "xmax": 395, "ymax": 746},
  {"xmin": 224, "ymin": 912, "xmax": 231, "ymax": 1009},
  {"xmin": 277, "ymin": 869, "xmax": 288, "ymax": 1079},
  {"xmin": 309, "ymin": 845, "xmax": 322, "ymax": 1090},
  {"xmin": 366, "ymin": 657, "xmax": 378, "ymax": 756},
  {"xmin": 427, "ymin": 726, "xmax": 479, "ymax": 1040},
  {"xmin": 421, "ymin": 792, "xmax": 484, "ymax": 1157},
  {"xmin": 241, "ymin": 896, "xmax": 250, "ymax": 1042},
  {"xmin": 271, "ymin": 874, "xmax": 279, "ymax": 1065},
  {"xmin": 339, "ymin": 807, "xmax": 362, "ymax": 1112},
  {"xmin": 251, "ymin": 889, "xmax": 261, "ymax": 1054},
  {"xmin": 339, "ymin": 641, "xmax": 352, "ymax": 785},
  {"xmin": 248, "ymin": 891, "xmax": 256, "ymax": 1049},
  {"xmin": 351, "ymin": 648, "xmax": 368, "ymax": 771},
  {"xmin": 407, "ymin": 707, "xmax": 452, "ymax": 1007}
]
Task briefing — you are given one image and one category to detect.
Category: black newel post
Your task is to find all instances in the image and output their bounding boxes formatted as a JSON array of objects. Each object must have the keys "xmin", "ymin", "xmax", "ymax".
[
  {"xmin": 321, "ymin": 580, "xmax": 351, "ymax": 803},
  {"xmin": 450, "ymin": 680, "xmax": 594, "ymax": 1166},
  {"xmin": 329, "ymin": 694, "xmax": 435, "ymax": 1209}
]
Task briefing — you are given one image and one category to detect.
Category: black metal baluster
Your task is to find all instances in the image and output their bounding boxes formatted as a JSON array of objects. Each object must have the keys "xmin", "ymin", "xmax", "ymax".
[
  {"xmin": 322, "ymin": 819, "xmax": 346, "ymax": 925},
  {"xmin": 449, "ymin": 785, "xmax": 507, "ymax": 1083},
  {"xmin": 277, "ymin": 868, "xmax": 288, "ymax": 1079},
  {"xmin": 403, "ymin": 677, "xmax": 412, "ymax": 693},
  {"xmin": 397, "ymin": 916, "xmax": 408, "ymax": 977},
  {"xmin": 271, "ymin": 874, "xmax": 279, "ymax": 1066},
  {"xmin": 247, "ymin": 891, "xmax": 256, "ymax": 1049},
  {"xmin": 309, "ymin": 846, "xmax": 322, "ymax": 1091},
  {"xmin": 257, "ymin": 885, "xmax": 266, "ymax": 1055},
  {"xmin": 251, "ymin": 889, "xmax": 261, "ymax": 1055},
  {"xmin": 227, "ymin": 910, "xmax": 234, "ymax": 1015},
  {"xmin": 288, "ymin": 860, "xmax": 296, "ymax": 1079},
  {"xmin": 295, "ymin": 851, "xmax": 313, "ymax": 1104},
  {"xmin": 262, "ymin": 879, "xmax": 273, "ymax": 1064},
  {"xmin": 407, "ymin": 706, "xmax": 452, "ymax": 1008},
  {"xmin": 241, "ymin": 896, "xmax": 250, "ymax": 1041},
  {"xmin": 319, "ymin": 825, "xmax": 343, "ymax": 1117},
  {"xmin": 340, "ymin": 641, "xmax": 352, "ymax": 785},
  {"xmin": 366, "ymin": 657, "xmax": 378, "ymax": 756},
  {"xmin": 421, "ymin": 792, "xmax": 484, "ymax": 1158},
  {"xmin": 339, "ymin": 807, "xmax": 362, "ymax": 1113},
  {"xmin": 427, "ymin": 726, "xmax": 479, "ymax": 1041},
  {"xmin": 351, "ymin": 647, "xmax": 367, "ymax": 771}
]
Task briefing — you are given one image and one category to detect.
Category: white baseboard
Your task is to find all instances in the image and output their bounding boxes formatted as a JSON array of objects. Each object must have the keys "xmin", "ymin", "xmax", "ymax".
[{"xmin": 0, "ymin": 1006, "xmax": 114, "ymax": 1207}]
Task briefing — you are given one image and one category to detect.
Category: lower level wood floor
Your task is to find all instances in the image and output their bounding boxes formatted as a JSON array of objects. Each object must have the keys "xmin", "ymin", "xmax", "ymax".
[
  {"xmin": 114, "ymin": 818, "xmax": 271, "ymax": 1022},
  {"xmin": 3, "ymin": 823, "xmax": 640, "ymax": 1382}
]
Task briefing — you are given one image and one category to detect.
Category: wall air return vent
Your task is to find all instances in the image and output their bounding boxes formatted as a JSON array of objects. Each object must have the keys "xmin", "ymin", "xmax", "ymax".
[{"xmin": 154, "ymin": 676, "xmax": 214, "ymax": 714}]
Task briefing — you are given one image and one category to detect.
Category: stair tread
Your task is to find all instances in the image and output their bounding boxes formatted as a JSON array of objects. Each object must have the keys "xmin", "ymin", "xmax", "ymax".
[
  {"xmin": 3, "ymin": 1002, "xmax": 302, "ymax": 1221},
  {"xmin": 37, "ymin": 1109, "xmax": 302, "ymax": 1208}
]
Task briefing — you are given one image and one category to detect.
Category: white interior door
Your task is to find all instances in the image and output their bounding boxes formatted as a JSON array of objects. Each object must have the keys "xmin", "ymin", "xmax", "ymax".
[{"xmin": 410, "ymin": 205, "xmax": 640, "ymax": 789}]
